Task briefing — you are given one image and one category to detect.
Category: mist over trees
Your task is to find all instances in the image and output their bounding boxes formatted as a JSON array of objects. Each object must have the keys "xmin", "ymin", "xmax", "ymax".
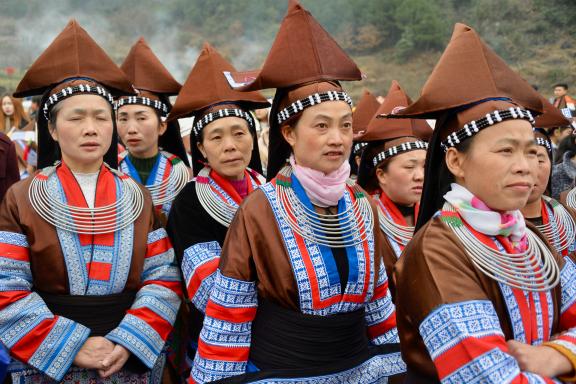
[{"xmin": 0, "ymin": 0, "xmax": 574, "ymax": 99}]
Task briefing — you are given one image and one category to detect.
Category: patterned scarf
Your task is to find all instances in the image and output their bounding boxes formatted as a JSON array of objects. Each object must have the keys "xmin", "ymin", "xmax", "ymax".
[
  {"xmin": 444, "ymin": 183, "xmax": 528, "ymax": 251},
  {"xmin": 290, "ymin": 154, "xmax": 350, "ymax": 207}
]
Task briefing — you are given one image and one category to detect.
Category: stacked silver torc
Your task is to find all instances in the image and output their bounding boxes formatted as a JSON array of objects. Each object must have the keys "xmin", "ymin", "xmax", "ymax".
[
  {"xmin": 537, "ymin": 196, "xmax": 576, "ymax": 253},
  {"xmin": 29, "ymin": 163, "xmax": 144, "ymax": 234},
  {"xmin": 442, "ymin": 202, "xmax": 560, "ymax": 292},
  {"xmin": 146, "ymin": 152, "xmax": 190, "ymax": 207},
  {"xmin": 275, "ymin": 165, "xmax": 373, "ymax": 248},
  {"xmin": 377, "ymin": 203, "xmax": 414, "ymax": 247},
  {"xmin": 195, "ymin": 166, "xmax": 265, "ymax": 227}
]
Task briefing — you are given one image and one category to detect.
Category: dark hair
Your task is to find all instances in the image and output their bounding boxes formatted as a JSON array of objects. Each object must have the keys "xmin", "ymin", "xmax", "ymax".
[
  {"xmin": 415, "ymin": 113, "xmax": 475, "ymax": 231},
  {"xmin": 555, "ymin": 134, "xmax": 576, "ymax": 164},
  {"xmin": 356, "ymin": 141, "xmax": 391, "ymax": 193},
  {"xmin": 31, "ymin": 95, "xmax": 42, "ymax": 106},
  {"xmin": 554, "ymin": 83, "xmax": 568, "ymax": 90},
  {"xmin": 550, "ymin": 126, "xmax": 572, "ymax": 134}
]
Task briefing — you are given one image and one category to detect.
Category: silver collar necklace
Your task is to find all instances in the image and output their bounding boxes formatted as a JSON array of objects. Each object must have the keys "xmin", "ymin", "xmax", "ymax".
[
  {"xmin": 29, "ymin": 163, "xmax": 144, "ymax": 234},
  {"xmin": 275, "ymin": 165, "xmax": 373, "ymax": 248},
  {"xmin": 442, "ymin": 201, "xmax": 560, "ymax": 292}
]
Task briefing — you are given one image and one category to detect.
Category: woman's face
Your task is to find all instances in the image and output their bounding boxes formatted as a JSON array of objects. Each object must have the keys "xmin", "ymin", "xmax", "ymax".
[
  {"xmin": 117, "ymin": 104, "xmax": 166, "ymax": 158},
  {"xmin": 49, "ymin": 94, "xmax": 113, "ymax": 172},
  {"xmin": 2, "ymin": 97, "xmax": 14, "ymax": 116},
  {"xmin": 282, "ymin": 101, "xmax": 353, "ymax": 174},
  {"xmin": 377, "ymin": 149, "xmax": 426, "ymax": 206},
  {"xmin": 526, "ymin": 144, "xmax": 552, "ymax": 204},
  {"xmin": 446, "ymin": 119, "xmax": 537, "ymax": 211},
  {"xmin": 197, "ymin": 116, "xmax": 253, "ymax": 180}
]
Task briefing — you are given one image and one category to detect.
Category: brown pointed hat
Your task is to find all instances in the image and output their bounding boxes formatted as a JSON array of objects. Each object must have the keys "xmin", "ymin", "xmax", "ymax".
[
  {"xmin": 353, "ymin": 90, "xmax": 380, "ymax": 136},
  {"xmin": 120, "ymin": 37, "xmax": 181, "ymax": 96},
  {"xmin": 14, "ymin": 19, "xmax": 134, "ymax": 169},
  {"xmin": 223, "ymin": 0, "xmax": 362, "ymax": 92},
  {"xmin": 392, "ymin": 23, "xmax": 543, "ymax": 121},
  {"xmin": 535, "ymin": 95, "xmax": 571, "ymax": 129},
  {"xmin": 403, "ymin": 24, "xmax": 545, "ymax": 231},
  {"xmin": 168, "ymin": 42, "xmax": 269, "ymax": 122},
  {"xmin": 14, "ymin": 19, "xmax": 133, "ymax": 98},
  {"xmin": 359, "ymin": 80, "xmax": 432, "ymax": 142},
  {"xmin": 168, "ymin": 42, "xmax": 269, "ymax": 175},
  {"xmin": 224, "ymin": 0, "xmax": 362, "ymax": 179},
  {"xmin": 116, "ymin": 38, "xmax": 190, "ymax": 166}
]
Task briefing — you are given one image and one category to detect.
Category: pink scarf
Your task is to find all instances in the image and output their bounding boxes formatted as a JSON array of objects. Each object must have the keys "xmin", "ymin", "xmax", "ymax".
[{"xmin": 290, "ymin": 154, "xmax": 350, "ymax": 207}]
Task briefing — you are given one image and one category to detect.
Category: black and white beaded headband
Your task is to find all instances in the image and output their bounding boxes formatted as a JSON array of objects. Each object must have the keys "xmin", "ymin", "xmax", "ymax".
[
  {"xmin": 372, "ymin": 140, "xmax": 428, "ymax": 166},
  {"xmin": 43, "ymin": 83, "xmax": 114, "ymax": 119},
  {"xmin": 440, "ymin": 107, "xmax": 535, "ymax": 152},
  {"xmin": 115, "ymin": 96, "xmax": 169, "ymax": 117},
  {"xmin": 193, "ymin": 108, "xmax": 254, "ymax": 136},
  {"xmin": 536, "ymin": 137, "xmax": 552, "ymax": 153},
  {"xmin": 353, "ymin": 142, "xmax": 368, "ymax": 155},
  {"xmin": 277, "ymin": 91, "xmax": 353, "ymax": 125}
]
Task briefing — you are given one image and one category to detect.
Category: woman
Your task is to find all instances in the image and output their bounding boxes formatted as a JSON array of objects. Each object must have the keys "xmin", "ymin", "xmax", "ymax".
[
  {"xmin": 0, "ymin": 20, "xmax": 181, "ymax": 383},
  {"xmin": 1, "ymin": 94, "xmax": 34, "ymax": 177},
  {"xmin": 521, "ymin": 101, "xmax": 576, "ymax": 259},
  {"xmin": 116, "ymin": 37, "xmax": 190, "ymax": 223},
  {"xmin": 164, "ymin": 42, "xmax": 268, "ymax": 375},
  {"xmin": 0, "ymin": 94, "xmax": 29, "ymax": 134},
  {"xmin": 356, "ymin": 80, "xmax": 429, "ymax": 293},
  {"xmin": 392, "ymin": 23, "xmax": 576, "ymax": 382},
  {"xmin": 190, "ymin": 2, "xmax": 405, "ymax": 382}
]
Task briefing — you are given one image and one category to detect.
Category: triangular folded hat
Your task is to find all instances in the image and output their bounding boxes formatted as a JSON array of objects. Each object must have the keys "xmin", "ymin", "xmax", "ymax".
[
  {"xmin": 353, "ymin": 90, "xmax": 380, "ymax": 136},
  {"xmin": 169, "ymin": 42, "xmax": 269, "ymax": 176},
  {"xmin": 120, "ymin": 37, "xmax": 181, "ymax": 95},
  {"xmin": 168, "ymin": 42, "xmax": 269, "ymax": 122},
  {"xmin": 14, "ymin": 19, "xmax": 133, "ymax": 98},
  {"xmin": 117, "ymin": 38, "xmax": 189, "ymax": 166},
  {"xmin": 358, "ymin": 80, "xmax": 432, "ymax": 142},
  {"xmin": 535, "ymin": 95, "xmax": 571, "ymax": 129},
  {"xmin": 393, "ymin": 23, "xmax": 543, "ymax": 119},
  {"xmin": 223, "ymin": 0, "xmax": 362, "ymax": 92}
]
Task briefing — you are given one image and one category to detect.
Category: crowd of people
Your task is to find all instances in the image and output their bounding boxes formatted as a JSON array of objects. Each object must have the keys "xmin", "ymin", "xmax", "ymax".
[{"xmin": 0, "ymin": 1, "xmax": 576, "ymax": 383}]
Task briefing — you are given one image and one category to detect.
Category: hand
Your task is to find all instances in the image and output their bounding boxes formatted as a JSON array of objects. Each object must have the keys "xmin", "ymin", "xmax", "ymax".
[
  {"xmin": 73, "ymin": 337, "xmax": 115, "ymax": 369},
  {"xmin": 98, "ymin": 344, "xmax": 131, "ymax": 378},
  {"xmin": 507, "ymin": 339, "xmax": 572, "ymax": 377}
]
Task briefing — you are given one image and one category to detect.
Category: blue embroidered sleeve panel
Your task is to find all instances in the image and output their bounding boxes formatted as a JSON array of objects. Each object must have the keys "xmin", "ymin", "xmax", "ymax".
[
  {"xmin": 106, "ymin": 227, "xmax": 182, "ymax": 369},
  {"xmin": 366, "ymin": 258, "xmax": 399, "ymax": 345},
  {"xmin": 191, "ymin": 207, "xmax": 258, "ymax": 384},
  {"xmin": 0, "ymin": 189, "xmax": 89, "ymax": 382},
  {"xmin": 397, "ymin": 218, "xmax": 575, "ymax": 383}
]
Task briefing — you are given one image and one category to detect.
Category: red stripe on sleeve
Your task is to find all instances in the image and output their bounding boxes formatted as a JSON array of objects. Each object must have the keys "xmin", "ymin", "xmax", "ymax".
[
  {"xmin": 0, "ymin": 291, "xmax": 30, "ymax": 310},
  {"xmin": 434, "ymin": 334, "xmax": 507, "ymax": 380},
  {"xmin": 0, "ymin": 243, "xmax": 30, "ymax": 261},
  {"xmin": 11, "ymin": 318, "xmax": 56, "ymax": 361},
  {"xmin": 205, "ymin": 301, "xmax": 256, "ymax": 323},
  {"xmin": 187, "ymin": 258, "xmax": 219, "ymax": 299},
  {"xmin": 197, "ymin": 338, "xmax": 250, "ymax": 362},
  {"xmin": 372, "ymin": 281, "xmax": 390, "ymax": 301},
  {"xmin": 367, "ymin": 313, "xmax": 397, "ymax": 340},
  {"xmin": 127, "ymin": 307, "xmax": 173, "ymax": 341},
  {"xmin": 143, "ymin": 280, "xmax": 182, "ymax": 295},
  {"xmin": 146, "ymin": 237, "xmax": 172, "ymax": 258}
]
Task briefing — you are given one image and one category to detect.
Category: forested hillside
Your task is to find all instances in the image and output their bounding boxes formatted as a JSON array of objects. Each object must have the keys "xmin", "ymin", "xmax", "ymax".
[{"xmin": 0, "ymin": 0, "xmax": 574, "ymax": 100}]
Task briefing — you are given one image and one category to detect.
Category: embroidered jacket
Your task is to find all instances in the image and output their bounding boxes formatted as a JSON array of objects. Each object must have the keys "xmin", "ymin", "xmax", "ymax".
[
  {"xmin": 0, "ymin": 163, "xmax": 182, "ymax": 382},
  {"xmin": 396, "ymin": 210, "xmax": 576, "ymax": 383},
  {"xmin": 190, "ymin": 176, "xmax": 402, "ymax": 383}
]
